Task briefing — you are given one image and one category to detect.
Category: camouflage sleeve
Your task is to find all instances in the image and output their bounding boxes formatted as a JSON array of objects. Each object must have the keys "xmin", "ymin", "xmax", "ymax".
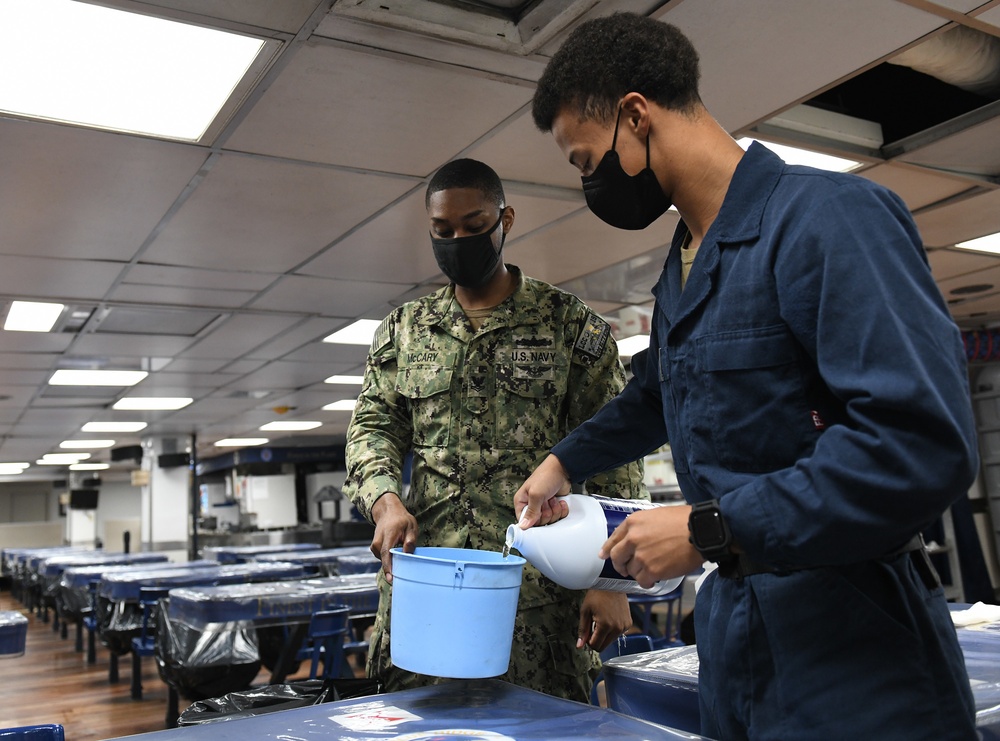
[
  {"xmin": 567, "ymin": 309, "xmax": 648, "ymax": 501},
  {"xmin": 344, "ymin": 312, "xmax": 413, "ymax": 523}
]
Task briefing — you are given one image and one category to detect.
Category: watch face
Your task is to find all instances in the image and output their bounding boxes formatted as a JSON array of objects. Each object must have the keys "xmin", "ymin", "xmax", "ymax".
[{"xmin": 697, "ymin": 511, "xmax": 727, "ymax": 548}]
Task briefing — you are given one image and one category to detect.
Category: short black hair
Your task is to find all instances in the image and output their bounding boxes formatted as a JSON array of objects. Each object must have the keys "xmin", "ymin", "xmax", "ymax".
[
  {"xmin": 425, "ymin": 158, "xmax": 506, "ymax": 211},
  {"xmin": 532, "ymin": 13, "xmax": 701, "ymax": 132}
]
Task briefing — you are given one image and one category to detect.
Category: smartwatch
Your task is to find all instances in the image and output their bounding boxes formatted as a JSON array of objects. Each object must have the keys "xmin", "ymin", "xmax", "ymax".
[{"xmin": 688, "ymin": 499, "xmax": 734, "ymax": 563}]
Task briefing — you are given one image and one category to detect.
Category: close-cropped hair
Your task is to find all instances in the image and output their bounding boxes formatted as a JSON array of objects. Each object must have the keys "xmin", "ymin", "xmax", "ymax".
[
  {"xmin": 425, "ymin": 158, "xmax": 506, "ymax": 211},
  {"xmin": 532, "ymin": 12, "xmax": 702, "ymax": 132}
]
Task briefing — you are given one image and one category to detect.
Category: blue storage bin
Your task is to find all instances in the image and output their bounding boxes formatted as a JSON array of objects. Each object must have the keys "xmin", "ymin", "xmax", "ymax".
[
  {"xmin": 603, "ymin": 644, "xmax": 701, "ymax": 733},
  {"xmin": 0, "ymin": 611, "xmax": 28, "ymax": 658},
  {"xmin": 0, "ymin": 724, "xmax": 64, "ymax": 741}
]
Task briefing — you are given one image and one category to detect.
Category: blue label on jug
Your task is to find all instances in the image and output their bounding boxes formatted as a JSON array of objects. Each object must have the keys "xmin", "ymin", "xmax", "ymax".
[{"xmin": 592, "ymin": 495, "xmax": 660, "ymax": 582}]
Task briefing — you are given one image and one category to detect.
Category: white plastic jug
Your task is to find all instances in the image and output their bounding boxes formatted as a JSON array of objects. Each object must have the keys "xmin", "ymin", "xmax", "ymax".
[{"xmin": 506, "ymin": 494, "xmax": 684, "ymax": 596}]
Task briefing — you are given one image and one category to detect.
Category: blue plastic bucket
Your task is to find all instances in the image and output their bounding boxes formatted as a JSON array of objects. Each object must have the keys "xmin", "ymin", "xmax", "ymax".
[{"xmin": 390, "ymin": 546, "xmax": 525, "ymax": 678}]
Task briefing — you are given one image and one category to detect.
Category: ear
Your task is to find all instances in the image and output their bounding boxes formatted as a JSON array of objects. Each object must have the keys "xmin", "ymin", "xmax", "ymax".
[
  {"xmin": 501, "ymin": 205, "xmax": 515, "ymax": 235},
  {"xmin": 620, "ymin": 92, "xmax": 652, "ymax": 138}
]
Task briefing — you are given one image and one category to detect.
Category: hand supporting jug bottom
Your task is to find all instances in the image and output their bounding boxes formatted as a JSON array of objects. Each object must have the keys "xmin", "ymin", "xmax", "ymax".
[{"xmin": 506, "ymin": 494, "xmax": 684, "ymax": 596}]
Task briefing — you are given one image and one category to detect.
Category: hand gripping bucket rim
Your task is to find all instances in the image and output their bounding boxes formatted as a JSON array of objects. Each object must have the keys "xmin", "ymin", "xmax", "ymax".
[{"xmin": 389, "ymin": 546, "xmax": 525, "ymax": 679}]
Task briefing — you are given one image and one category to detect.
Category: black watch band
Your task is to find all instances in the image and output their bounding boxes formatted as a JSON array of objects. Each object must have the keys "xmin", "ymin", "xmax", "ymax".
[{"xmin": 688, "ymin": 499, "xmax": 734, "ymax": 563}]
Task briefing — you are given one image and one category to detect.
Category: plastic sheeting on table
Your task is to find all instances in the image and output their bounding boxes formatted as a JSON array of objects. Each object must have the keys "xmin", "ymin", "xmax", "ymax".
[
  {"xmin": 113, "ymin": 678, "xmax": 709, "ymax": 740},
  {"xmin": 603, "ymin": 644, "xmax": 700, "ymax": 734},
  {"xmin": 166, "ymin": 574, "xmax": 379, "ymax": 629},
  {"xmin": 97, "ymin": 562, "xmax": 307, "ymax": 656},
  {"xmin": 253, "ymin": 546, "xmax": 378, "ymax": 576},
  {"xmin": 0, "ymin": 611, "xmax": 28, "ymax": 657},
  {"xmin": 154, "ymin": 596, "xmax": 262, "ymax": 702},
  {"xmin": 202, "ymin": 543, "xmax": 322, "ymax": 565},
  {"xmin": 58, "ymin": 562, "xmax": 217, "ymax": 624}
]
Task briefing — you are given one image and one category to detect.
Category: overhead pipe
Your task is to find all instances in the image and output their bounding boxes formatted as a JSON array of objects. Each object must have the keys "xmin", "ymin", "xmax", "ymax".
[{"xmin": 887, "ymin": 25, "xmax": 1000, "ymax": 98}]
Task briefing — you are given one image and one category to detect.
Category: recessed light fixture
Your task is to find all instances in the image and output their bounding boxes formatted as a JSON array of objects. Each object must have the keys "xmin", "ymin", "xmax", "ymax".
[
  {"xmin": 113, "ymin": 397, "xmax": 193, "ymax": 411},
  {"xmin": 956, "ymin": 233, "xmax": 1000, "ymax": 255},
  {"xmin": 215, "ymin": 438, "xmax": 269, "ymax": 447},
  {"xmin": 736, "ymin": 137, "xmax": 860, "ymax": 173},
  {"xmin": 324, "ymin": 375, "xmax": 365, "ymax": 385},
  {"xmin": 3, "ymin": 300, "xmax": 65, "ymax": 332},
  {"xmin": 69, "ymin": 463, "xmax": 110, "ymax": 471},
  {"xmin": 322, "ymin": 399, "xmax": 358, "ymax": 411},
  {"xmin": 323, "ymin": 319, "xmax": 382, "ymax": 345},
  {"xmin": 0, "ymin": 462, "xmax": 29, "ymax": 475},
  {"xmin": 60, "ymin": 439, "xmax": 115, "ymax": 449},
  {"xmin": 616, "ymin": 334, "xmax": 651, "ymax": 359},
  {"xmin": 82, "ymin": 422, "xmax": 148, "ymax": 433},
  {"xmin": 260, "ymin": 421, "xmax": 322, "ymax": 431},
  {"xmin": 39, "ymin": 453, "xmax": 91, "ymax": 465},
  {"xmin": 950, "ymin": 284, "xmax": 994, "ymax": 296},
  {"xmin": 0, "ymin": 0, "xmax": 267, "ymax": 142},
  {"xmin": 49, "ymin": 369, "xmax": 148, "ymax": 386}
]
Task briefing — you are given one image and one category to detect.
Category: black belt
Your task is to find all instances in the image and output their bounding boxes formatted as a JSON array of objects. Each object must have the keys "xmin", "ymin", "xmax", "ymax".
[{"xmin": 717, "ymin": 534, "xmax": 928, "ymax": 581}]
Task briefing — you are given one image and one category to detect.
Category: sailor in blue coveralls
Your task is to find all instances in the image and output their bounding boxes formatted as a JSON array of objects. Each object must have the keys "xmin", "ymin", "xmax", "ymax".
[{"xmin": 515, "ymin": 13, "xmax": 979, "ymax": 741}]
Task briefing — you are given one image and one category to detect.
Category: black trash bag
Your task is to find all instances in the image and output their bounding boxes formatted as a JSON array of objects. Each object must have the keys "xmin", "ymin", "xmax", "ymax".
[
  {"xmin": 176, "ymin": 677, "xmax": 382, "ymax": 726},
  {"xmin": 154, "ymin": 597, "xmax": 262, "ymax": 701}
]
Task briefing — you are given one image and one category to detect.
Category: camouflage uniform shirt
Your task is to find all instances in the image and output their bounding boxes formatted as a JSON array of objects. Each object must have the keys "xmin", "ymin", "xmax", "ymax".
[{"xmin": 345, "ymin": 266, "xmax": 646, "ymax": 700}]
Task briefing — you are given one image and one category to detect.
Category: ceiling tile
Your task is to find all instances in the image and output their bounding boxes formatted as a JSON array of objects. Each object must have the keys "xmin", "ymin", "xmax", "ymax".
[
  {"xmin": 67, "ymin": 333, "xmax": 198, "ymax": 358},
  {"xmin": 250, "ymin": 275, "xmax": 409, "ymax": 316},
  {"xmin": 244, "ymin": 318, "xmax": 341, "ymax": 361},
  {"xmin": 506, "ymin": 209, "xmax": 678, "ymax": 286},
  {"xmin": 177, "ymin": 314, "xmax": 303, "ymax": 360},
  {"xmin": 913, "ymin": 188, "xmax": 1000, "ymax": 247},
  {"xmin": 0, "ymin": 118, "xmax": 207, "ymax": 261},
  {"xmin": 0, "ymin": 352, "xmax": 59, "ymax": 370},
  {"xmin": 892, "ymin": 106, "xmax": 1000, "ymax": 178},
  {"xmin": 136, "ymin": 0, "xmax": 326, "ymax": 33},
  {"xmin": 0, "ymin": 256, "xmax": 124, "ymax": 301},
  {"xmin": 141, "ymin": 152, "xmax": 416, "ymax": 272},
  {"xmin": 225, "ymin": 41, "xmax": 535, "ymax": 175},
  {"xmin": 856, "ymin": 163, "xmax": 978, "ymax": 211},
  {"xmin": 109, "ymin": 284, "xmax": 257, "ymax": 310}
]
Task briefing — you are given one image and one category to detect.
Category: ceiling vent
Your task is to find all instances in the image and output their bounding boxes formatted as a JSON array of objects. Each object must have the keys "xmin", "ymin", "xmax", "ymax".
[{"xmin": 328, "ymin": 0, "xmax": 600, "ymax": 54}]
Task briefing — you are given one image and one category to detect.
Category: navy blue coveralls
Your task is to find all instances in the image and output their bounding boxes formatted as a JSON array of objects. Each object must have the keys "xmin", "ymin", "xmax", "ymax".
[{"xmin": 553, "ymin": 143, "xmax": 979, "ymax": 740}]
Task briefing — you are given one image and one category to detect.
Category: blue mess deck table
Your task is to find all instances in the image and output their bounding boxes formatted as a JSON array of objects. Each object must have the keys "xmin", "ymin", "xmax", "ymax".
[
  {"xmin": 201, "ymin": 543, "xmax": 322, "ymax": 564},
  {"xmin": 114, "ymin": 678, "xmax": 709, "ymax": 741}
]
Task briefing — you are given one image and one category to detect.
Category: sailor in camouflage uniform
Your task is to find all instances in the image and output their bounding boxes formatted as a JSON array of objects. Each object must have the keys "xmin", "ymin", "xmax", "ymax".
[{"xmin": 345, "ymin": 159, "xmax": 646, "ymax": 703}]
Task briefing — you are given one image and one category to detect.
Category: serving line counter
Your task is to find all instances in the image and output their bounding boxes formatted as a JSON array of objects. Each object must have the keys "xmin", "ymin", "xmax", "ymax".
[
  {"xmin": 154, "ymin": 573, "xmax": 379, "ymax": 726},
  {"xmin": 201, "ymin": 543, "xmax": 322, "ymax": 565},
  {"xmin": 114, "ymin": 678, "xmax": 708, "ymax": 740},
  {"xmin": 252, "ymin": 546, "xmax": 379, "ymax": 576}
]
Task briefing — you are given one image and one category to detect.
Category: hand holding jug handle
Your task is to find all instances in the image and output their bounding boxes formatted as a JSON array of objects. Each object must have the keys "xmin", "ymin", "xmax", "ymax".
[{"xmin": 514, "ymin": 453, "xmax": 572, "ymax": 529}]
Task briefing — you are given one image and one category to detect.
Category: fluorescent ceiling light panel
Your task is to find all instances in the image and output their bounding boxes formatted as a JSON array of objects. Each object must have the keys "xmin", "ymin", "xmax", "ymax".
[
  {"xmin": 40, "ymin": 453, "xmax": 91, "ymax": 464},
  {"xmin": 215, "ymin": 438, "xmax": 269, "ymax": 447},
  {"xmin": 113, "ymin": 397, "xmax": 193, "ymax": 411},
  {"xmin": 323, "ymin": 399, "xmax": 358, "ymax": 411},
  {"xmin": 323, "ymin": 319, "xmax": 382, "ymax": 345},
  {"xmin": 0, "ymin": 463, "xmax": 29, "ymax": 475},
  {"xmin": 82, "ymin": 422, "xmax": 148, "ymax": 433},
  {"xmin": 736, "ymin": 137, "xmax": 860, "ymax": 173},
  {"xmin": 956, "ymin": 233, "xmax": 1000, "ymax": 255},
  {"xmin": 60, "ymin": 439, "xmax": 115, "ymax": 449},
  {"xmin": 3, "ymin": 300, "xmax": 64, "ymax": 332},
  {"xmin": 49, "ymin": 369, "xmax": 148, "ymax": 386},
  {"xmin": 617, "ymin": 334, "xmax": 651, "ymax": 358},
  {"xmin": 325, "ymin": 375, "xmax": 365, "ymax": 385},
  {"xmin": 0, "ymin": 0, "xmax": 266, "ymax": 142},
  {"xmin": 260, "ymin": 421, "xmax": 322, "ymax": 431},
  {"xmin": 69, "ymin": 463, "xmax": 109, "ymax": 471}
]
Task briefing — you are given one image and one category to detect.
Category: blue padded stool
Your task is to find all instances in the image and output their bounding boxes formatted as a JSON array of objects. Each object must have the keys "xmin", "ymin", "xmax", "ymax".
[
  {"xmin": 0, "ymin": 725, "xmax": 65, "ymax": 741},
  {"xmin": 296, "ymin": 606, "xmax": 351, "ymax": 680},
  {"xmin": 0, "ymin": 611, "xmax": 28, "ymax": 658},
  {"xmin": 130, "ymin": 586, "xmax": 169, "ymax": 700},
  {"xmin": 628, "ymin": 581, "xmax": 684, "ymax": 648}
]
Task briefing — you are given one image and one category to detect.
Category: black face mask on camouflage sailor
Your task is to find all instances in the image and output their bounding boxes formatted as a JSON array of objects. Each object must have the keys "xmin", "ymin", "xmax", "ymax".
[{"xmin": 430, "ymin": 213, "xmax": 505, "ymax": 288}]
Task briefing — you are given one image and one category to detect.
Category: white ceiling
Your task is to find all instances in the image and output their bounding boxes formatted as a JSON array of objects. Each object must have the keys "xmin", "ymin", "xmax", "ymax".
[{"xmin": 2, "ymin": 0, "xmax": 1000, "ymax": 482}]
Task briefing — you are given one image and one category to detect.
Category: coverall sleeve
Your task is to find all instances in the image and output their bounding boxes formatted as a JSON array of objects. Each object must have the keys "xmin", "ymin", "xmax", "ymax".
[
  {"xmin": 344, "ymin": 313, "xmax": 413, "ymax": 523},
  {"xmin": 723, "ymin": 183, "xmax": 979, "ymax": 566},
  {"xmin": 554, "ymin": 339, "xmax": 670, "ymax": 486}
]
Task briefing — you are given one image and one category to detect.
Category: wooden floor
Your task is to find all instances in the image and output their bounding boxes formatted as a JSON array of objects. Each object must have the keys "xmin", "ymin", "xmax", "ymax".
[{"xmin": 0, "ymin": 588, "xmax": 277, "ymax": 741}]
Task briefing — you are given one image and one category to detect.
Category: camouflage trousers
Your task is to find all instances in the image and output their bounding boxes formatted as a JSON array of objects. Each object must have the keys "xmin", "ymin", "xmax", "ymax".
[{"xmin": 366, "ymin": 571, "xmax": 600, "ymax": 703}]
